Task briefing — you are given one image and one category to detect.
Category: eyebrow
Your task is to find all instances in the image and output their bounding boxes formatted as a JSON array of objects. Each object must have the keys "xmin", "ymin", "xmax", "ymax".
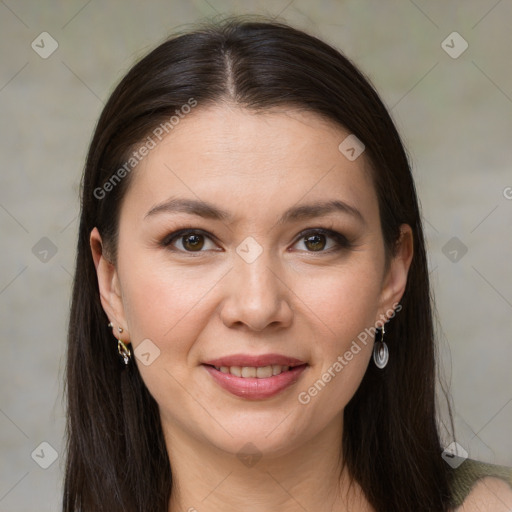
[{"xmin": 145, "ymin": 197, "xmax": 365, "ymax": 225}]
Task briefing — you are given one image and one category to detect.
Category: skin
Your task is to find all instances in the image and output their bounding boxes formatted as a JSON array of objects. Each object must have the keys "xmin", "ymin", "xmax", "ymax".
[
  {"xmin": 458, "ymin": 478, "xmax": 512, "ymax": 511},
  {"xmin": 91, "ymin": 104, "xmax": 416, "ymax": 511}
]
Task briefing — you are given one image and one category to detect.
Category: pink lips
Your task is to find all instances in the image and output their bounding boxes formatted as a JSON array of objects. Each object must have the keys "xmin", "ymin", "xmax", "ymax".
[{"xmin": 202, "ymin": 353, "xmax": 308, "ymax": 400}]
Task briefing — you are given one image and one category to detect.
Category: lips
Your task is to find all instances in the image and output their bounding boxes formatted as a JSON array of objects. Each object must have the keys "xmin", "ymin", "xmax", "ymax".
[{"xmin": 202, "ymin": 353, "xmax": 308, "ymax": 400}]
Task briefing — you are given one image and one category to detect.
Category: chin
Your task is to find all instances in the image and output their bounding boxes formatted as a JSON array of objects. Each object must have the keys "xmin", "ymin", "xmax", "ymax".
[{"xmin": 194, "ymin": 408, "xmax": 316, "ymax": 460}]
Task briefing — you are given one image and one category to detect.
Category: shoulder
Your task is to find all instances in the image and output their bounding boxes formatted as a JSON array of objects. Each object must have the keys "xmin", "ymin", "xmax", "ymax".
[
  {"xmin": 450, "ymin": 458, "xmax": 512, "ymax": 511},
  {"xmin": 456, "ymin": 477, "xmax": 512, "ymax": 511}
]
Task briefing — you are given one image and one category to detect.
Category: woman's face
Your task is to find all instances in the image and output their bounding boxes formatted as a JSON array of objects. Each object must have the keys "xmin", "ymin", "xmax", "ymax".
[{"xmin": 92, "ymin": 104, "xmax": 412, "ymax": 458}]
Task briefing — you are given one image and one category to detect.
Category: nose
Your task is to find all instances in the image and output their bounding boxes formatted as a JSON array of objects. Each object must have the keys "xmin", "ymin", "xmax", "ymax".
[{"xmin": 219, "ymin": 249, "xmax": 293, "ymax": 332}]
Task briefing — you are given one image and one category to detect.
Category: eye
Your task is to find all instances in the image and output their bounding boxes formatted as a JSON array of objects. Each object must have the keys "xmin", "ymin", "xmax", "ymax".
[
  {"xmin": 162, "ymin": 229, "xmax": 218, "ymax": 253},
  {"xmin": 291, "ymin": 228, "xmax": 351, "ymax": 253},
  {"xmin": 161, "ymin": 227, "xmax": 352, "ymax": 255}
]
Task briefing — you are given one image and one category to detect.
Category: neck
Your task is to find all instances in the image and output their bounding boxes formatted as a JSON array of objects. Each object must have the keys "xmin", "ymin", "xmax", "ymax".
[{"xmin": 165, "ymin": 412, "xmax": 372, "ymax": 512}]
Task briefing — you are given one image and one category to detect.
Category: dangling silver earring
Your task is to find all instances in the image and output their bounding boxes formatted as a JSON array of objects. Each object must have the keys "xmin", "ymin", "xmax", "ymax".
[{"xmin": 373, "ymin": 324, "xmax": 389, "ymax": 369}]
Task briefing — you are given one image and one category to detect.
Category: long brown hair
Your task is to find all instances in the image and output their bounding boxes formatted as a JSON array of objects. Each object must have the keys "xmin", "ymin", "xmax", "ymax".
[{"xmin": 63, "ymin": 15, "xmax": 454, "ymax": 511}]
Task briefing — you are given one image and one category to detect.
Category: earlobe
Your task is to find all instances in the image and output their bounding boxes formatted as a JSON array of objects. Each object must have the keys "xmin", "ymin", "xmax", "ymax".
[{"xmin": 90, "ymin": 228, "xmax": 128, "ymax": 337}]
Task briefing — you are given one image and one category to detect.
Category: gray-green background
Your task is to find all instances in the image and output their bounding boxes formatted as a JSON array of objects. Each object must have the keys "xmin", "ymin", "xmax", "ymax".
[{"xmin": 1, "ymin": 1, "xmax": 511, "ymax": 510}]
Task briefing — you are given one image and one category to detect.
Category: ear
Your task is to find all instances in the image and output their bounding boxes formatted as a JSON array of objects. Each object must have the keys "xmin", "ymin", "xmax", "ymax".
[
  {"xmin": 376, "ymin": 223, "xmax": 414, "ymax": 322},
  {"xmin": 90, "ymin": 227, "xmax": 130, "ymax": 342}
]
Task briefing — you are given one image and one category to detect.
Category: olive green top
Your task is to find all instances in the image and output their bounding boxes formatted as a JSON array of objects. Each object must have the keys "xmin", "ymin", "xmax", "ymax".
[{"xmin": 450, "ymin": 458, "xmax": 512, "ymax": 507}]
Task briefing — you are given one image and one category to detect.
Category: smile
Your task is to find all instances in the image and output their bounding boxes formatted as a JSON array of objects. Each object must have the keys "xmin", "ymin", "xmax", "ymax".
[
  {"xmin": 202, "ymin": 363, "xmax": 308, "ymax": 400},
  {"xmin": 213, "ymin": 364, "xmax": 293, "ymax": 378}
]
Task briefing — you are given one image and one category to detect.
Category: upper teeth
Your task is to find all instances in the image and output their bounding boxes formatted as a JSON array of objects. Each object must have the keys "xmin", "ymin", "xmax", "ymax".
[{"xmin": 214, "ymin": 365, "xmax": 291, "ymax": 378}]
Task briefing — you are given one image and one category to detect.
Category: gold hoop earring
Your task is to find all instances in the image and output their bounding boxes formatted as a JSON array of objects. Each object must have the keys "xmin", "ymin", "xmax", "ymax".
[{"xmin": 117, "ymin": 339, "xmax": 132, "ymax": 366}]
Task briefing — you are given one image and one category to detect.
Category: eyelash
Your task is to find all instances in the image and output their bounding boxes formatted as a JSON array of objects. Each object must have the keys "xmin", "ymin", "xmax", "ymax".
[{"xmin": 160, "ymin": 227, "xmax": 353, "ymax": 255}]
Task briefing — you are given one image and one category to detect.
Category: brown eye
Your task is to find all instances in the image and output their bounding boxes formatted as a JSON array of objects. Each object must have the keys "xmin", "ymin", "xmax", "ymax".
[
  {"xmin": 292, "ymin": 228, "xmax": 352, "ymax": 253},
  {"xmin": 304, "ymin": 233, "xmax": 327, "ymax": 251},
  {"xmin": 163, "ymin": 229, "xmax": 217, "ymax": 253},
  {"xmin": 182, "ymin": 233, "xmax": 205, "ymax": 251}
]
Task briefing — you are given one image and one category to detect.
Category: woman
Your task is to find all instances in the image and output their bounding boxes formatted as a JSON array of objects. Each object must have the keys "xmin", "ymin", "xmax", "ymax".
[{"xmin": 63, "ymin": 16, "xmax": 512, "ymax": 511}]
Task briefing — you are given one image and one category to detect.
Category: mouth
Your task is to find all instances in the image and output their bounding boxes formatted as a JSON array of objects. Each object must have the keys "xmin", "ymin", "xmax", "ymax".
[
  {"xmin": 204, "ymin": 363, "xmax": 303, "ymax": 378},
  {"xmin": 201, "ymin": 355, "xmax": 308, "ymax": 400},
  {"xmin": 202, "ymin": 353, "xmax": 307, "ymax": 369}
]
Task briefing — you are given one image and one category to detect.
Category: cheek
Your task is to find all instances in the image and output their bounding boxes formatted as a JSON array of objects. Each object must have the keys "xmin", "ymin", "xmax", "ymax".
[
  {"xmin": 291, "ymin": 262, "xmax": 381, "ymax": 410},
  {"xmin": 117, "ymin": 251, "xmax": 234, "ymax": 404},
  {"xmin": 117, "ymin": 254, "xmax": 225, "ymax": 413},
  {"xmin": 293, "ymin": 259, "xmax": 383, "ymax": 347},
  {"xmin": 119, "ymin": 249, "xmax": 225, "ymax": 343}
]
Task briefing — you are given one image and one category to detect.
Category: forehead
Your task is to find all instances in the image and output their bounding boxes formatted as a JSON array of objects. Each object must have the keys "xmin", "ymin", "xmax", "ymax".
[{"xmin": 121, "ymin": 104, "xmax": 379, "ymax": 226}]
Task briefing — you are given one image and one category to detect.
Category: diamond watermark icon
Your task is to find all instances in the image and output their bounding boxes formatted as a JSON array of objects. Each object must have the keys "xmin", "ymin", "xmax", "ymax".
[
  {"xmin": 442, "ymin": 441, "xmax": 468, "ymax": 469},
  {"xmin": 236, "ymin": 236, "xmax": 263, "ymax": 264},
  {"xmin": 236, "ymin": 442, "xmax": 262, "ymax": 468},
  {"xmin": 31, "ymin": 32, "xmax": 59, "ymax": 59},
  {"xmin": 134, "ymin": 338, "xmax": 161, "ymax": 366},
  {"xmin": 32, "ymin": 237, "xmax": 58, "ymax": 263},
  {"xmin": 31, "ymin": 441, "xmax": 58, "ymax": 469},
  {"xmin": 338, "ymin": 134, "xmax": 365, "ymax": 161},
  {"xmin": 441, "ymin": 32, "xmax": 468, "ymax": 59},
  {"xmin": 442, "ymin": 236, "xmax": 468, "ymax": 263}
]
